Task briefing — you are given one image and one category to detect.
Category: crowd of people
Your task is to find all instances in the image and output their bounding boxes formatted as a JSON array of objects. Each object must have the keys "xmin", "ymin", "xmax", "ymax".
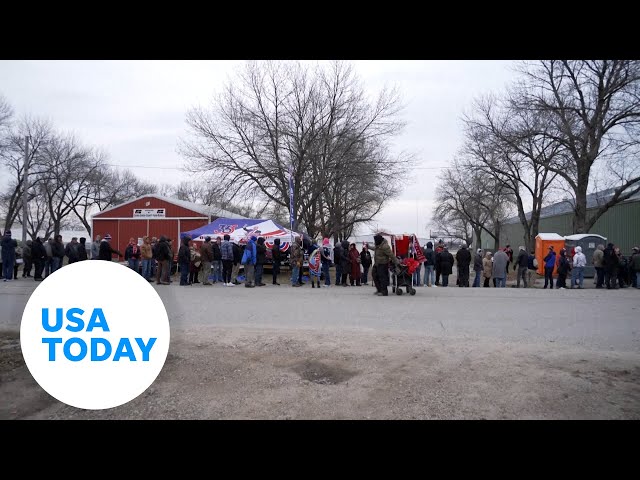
[{"xmin": 2, "ymin": 229, "xmax": 639, "ymax": 291}]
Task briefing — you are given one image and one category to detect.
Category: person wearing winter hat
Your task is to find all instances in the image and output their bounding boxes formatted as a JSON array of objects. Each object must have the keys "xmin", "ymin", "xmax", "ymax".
[
  {"xmin": 360, "ymin": 242, "xmax": 372, "ymax": 286},
  {"xmin": 1, "ymin": 230, "xmax": 17, "ymax": 281},
  {"xmin": 98, "ymin": 234, "xmax": 123, "ymax": 261},
  {"xmin": 571, "ymin": 245, "xmax": 587, "ymax": 289}
]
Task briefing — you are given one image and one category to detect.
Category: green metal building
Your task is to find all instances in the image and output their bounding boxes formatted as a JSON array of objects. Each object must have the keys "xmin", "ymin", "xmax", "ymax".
[{"xmin": 480, "ymin": 189, "xmax": 640, "ymax": 254}]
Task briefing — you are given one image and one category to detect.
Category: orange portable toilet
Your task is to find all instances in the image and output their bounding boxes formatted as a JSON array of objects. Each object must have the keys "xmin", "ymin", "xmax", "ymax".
[{"xmin": 535, "ymin": 233, "xmax": 566, "ymax": 276}]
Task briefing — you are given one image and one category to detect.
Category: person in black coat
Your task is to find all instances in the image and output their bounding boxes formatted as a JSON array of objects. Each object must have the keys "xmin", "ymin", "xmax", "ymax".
[
  {"xmin": 155, "ymin": 236, "xmax": 172, "ymax": 285},
  {"xmin": 78, "ymin": 237, "xmax": 88, "ymax": 261},
  {"xmin": 360, "ymin": 243, "xmax": 372, "ymax": 285},
  {"xmin": 178, "ymin": 236, "xmax": 191, "ymax": 286},
  {"xmin": 603, "ymin": 243, "xmax": 618, "ymax": 289},
  {"xmin": 232, "ymin": 242, "xmax": 242, "ymax": 285},
  {"xmin": 31, "ymin": 237, "xmax": 47, "ymax": 281},
  {"xmin": 271, "ymin": 238, "xmax": 282, "ymax": 285},
  {"xmin": 438, "ymin": 247, "xmax": 454, "ymax": 287},
  {"xmin": 333, "ymin": 241, "xmax": 344, "ymax": 286},
  {"xmin": 98, "ymin": 234, "xmax": 122, "ymax": 261},
  {"xmin": 455, "ymin": 244, "xmax": 471, "ymax": 287},
  {"xmin": 255, "ymin": 237, "xmax": 267, "ymax": 286},
  {"xmin": 340, "ymin": 240, "xmax": 350, "ymax": 287}
]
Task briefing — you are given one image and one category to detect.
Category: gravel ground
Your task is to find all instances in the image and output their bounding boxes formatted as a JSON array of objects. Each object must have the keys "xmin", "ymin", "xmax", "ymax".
[{"xmin": 1, "ymin": 269, "xmax": 639, "ymax": 420}]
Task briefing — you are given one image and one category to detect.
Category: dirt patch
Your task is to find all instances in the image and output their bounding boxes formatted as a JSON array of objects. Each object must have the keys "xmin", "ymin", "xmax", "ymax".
[
  {"xmin": 2, "ymin": 327, "xmax": 640, "ymax": 419},
  {"xmin": 0, "ymin": 331, "xmax": 23, "ymax": 374},
  {"xmin": 292, "ymin": 359, "xmax": 357, "ymax": 385}
]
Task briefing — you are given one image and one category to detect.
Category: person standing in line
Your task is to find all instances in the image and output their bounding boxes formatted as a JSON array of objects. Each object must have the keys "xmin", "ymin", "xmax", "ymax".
[
  {"xmin": 603, "ymin": 242, "xmax": 617, "ymax": 289},
  {"xmin": 527, "ymin": 250, "xmax": 537, "ymax": 288},
  {"xmin": 51, "ymin": 235, "xmax": 65, "ymax": 272},
  {"xmin": 422, "ymin": 241, "xmax": 436, "ymax": 287},
  {"xmin": 630, "ymin": 246, "xmax": 640, "ymax": 289},
  {"xmin": 593, "ymin": 244, "xmax": 605, "ymax": 289},
  {"xmin": 231, "ymin": 241, "xmax": 242, "ymax": 285},
  {"xmin": 556, "ymin": 248, "xmax": 570, "ymax": 289},
  {"xmin": 77, "ymin": 237, "xmax": 88, "ymax": 262},
  {"xmin": 22, "ymin": 240, "xmax": 33, "ymax": 277},
  {"xmin": 178, "ymin": 236, "xmax": 191, "ymax": 286},
  {"xmin": 43, "ymin": 238, "xmax": 53, "ymax": 277},
  {"xmin": 455, "ymin": 243, "xmax": 471, "ymax": 287},
  {"xmin": 43, "ymin": 238, "xmax": 53, "ymax": 278},
  {"xmin": 348, "ymin": 243, "xmax": 361, "ymax": 286},
  {"xmin": 372, "ymin": 233, "xmax": 400, "ymax": 296},
  {"xmin": 242, "ymin": 236, "xmax": 258, "ymax": 288},
  {"xmin": 140, "ymin": 236, "xmax": 153, "ymax": 281},
  {"xmin": 64, "ymin": 237, "xmax": 80, "ymax": 266},
  {"xmin": 360, "ymin": 242, "xmax": 372, "ymax": 286},
  {"xmin": 98, "ymin": 234, "xmax": 123, "ymax": 262},
  {"xmin": 571, "ymin": 245, "xmax": 587, "ymax": 289},
  {"xmin": 212, "ymin": 237, "xmax": 223, "ymax": 284},
  {"xmin": 32, "ymin": 237, "xmax": 46, "ymax": 281},
  {"xmin": 333, "ymin": 240, "xmax": 344, "ymax": 286},
  {"xmin": 200, "ymin": 236, "xmax": 214, "ymax": 285},
  {"xmin": 482, "ymin": 251, "xmax": 492, "ymax": 287},
  {"xmin": 1, "ymin": 230, "xmax": 16, "ymax": 281},
  {"xmin": 255, "ymin": 237, "xmax": 267, "ymax": 287},
  {"xmin": 434, "ymin": 240, "xmax": 444, "ymax": 286},
  {"xmin": 124, "ymin": 237, "xmax": 141, "ymax": 273},
  {"xmin": 271, "ymin": 238, "xmax": 282, "ymax": 286},
  {"xmin": 155, "ymin": 236, "xmax": 171, "ymax": 285},
  {"xmin": 91, "ymin": 235, "xmax": 101, "ymax": 259},
  {"xmin": 321, "ymin": 238, "xmax": 332, "ymax": 288},
  {"xmin": 438, "ymin": 246, "xmax": 454, "ymax": 287},
  {"xmin": 220, "ymin": 234, "xmax": 235, "ymax": 287},
  {"xmin": 543, "ymin": 246, "xmax": 556, "ymax": 290},
  {"xmin": 492, "ymin": 248, "xmax": 509, "ymax": 288},
  {"xmin": 188, "ymin": 239, "xmax": 201, "ymax": 284},
  {"xmin": 513, "ymin": 246, "xmax": 528, "ymax": 288},
  {"xmin": 504, "ymin": 244, "xmax": 514, "ymax": 277},
  {"xmin": 289, "ymin": 236, "xmax": 303, "ymax": 288},
  {"xmin": 472, "ymin": 248, "xmax": 483, "ymax": 287},
  {"xmin": 338, "ymin": 240, "xmax": 349, "ymax": 287}
]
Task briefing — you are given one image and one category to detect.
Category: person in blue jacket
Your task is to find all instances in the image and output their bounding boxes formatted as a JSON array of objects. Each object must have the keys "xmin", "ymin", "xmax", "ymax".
[
  {"xmin": 543, "ymin": 246, "xmax": 556, "ymax": 290},
  {"xmin": 242, "ymin": 236, "xmax": 258, "ymax": 288}
]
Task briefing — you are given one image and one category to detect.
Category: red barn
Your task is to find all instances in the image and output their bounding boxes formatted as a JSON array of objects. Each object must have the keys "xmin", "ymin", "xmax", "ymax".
[{"xmin": 91, "ymin": 195, "xmax": 247, "ymax": 258}]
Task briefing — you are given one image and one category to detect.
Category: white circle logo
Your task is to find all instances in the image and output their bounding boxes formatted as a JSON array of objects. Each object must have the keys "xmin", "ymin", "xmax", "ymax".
[{"xmin": 20, "ymin": 260, "xmax": 170, "ymax": 410}]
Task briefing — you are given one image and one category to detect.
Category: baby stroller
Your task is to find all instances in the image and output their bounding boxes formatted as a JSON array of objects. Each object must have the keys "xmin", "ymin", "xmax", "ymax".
[{"xmin": 392, "ymin": 257, "xmax": 419, "ymax": 296}]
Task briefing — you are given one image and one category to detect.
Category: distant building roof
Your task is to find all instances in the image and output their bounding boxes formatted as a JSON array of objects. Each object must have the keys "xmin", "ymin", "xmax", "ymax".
[
  {"xmin": 94, "ymin": 194, "xmax": 249, "ymax": 219},
  {"xmin": 504, "ymin": 187, "xmax": 640, "ymax": 225},
  {"xmin": 564, "ymin": 233, "xmax": 607, "ymax": 241},
  {"xmin": 536, "ymin": 233, "xmax": 565, "ymax": 241}
]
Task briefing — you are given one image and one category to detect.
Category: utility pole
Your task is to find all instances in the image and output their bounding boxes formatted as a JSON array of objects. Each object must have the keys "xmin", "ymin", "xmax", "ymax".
[{"xmin": 22, "ymin": 136, "xmax": 31, "ymax": 244}]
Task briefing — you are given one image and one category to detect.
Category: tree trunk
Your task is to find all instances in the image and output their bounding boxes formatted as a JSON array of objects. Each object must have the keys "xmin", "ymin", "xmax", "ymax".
[
  {"xmin": 572, "ymin": 171, "xmax": 590, "ymax": 234},
  {"xmin": 493, "ymin": 223, "xmax": 501, "ymax": 251}
]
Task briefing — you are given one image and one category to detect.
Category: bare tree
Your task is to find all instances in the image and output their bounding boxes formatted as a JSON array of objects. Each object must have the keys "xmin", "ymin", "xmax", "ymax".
[
  {"xmin": 515, "ymin": 60, "xmax": 640, "ymax": 233},
  {"xmin": 0, "ymin": 94, "xmax": 12, "ymax": 133},
  {"xmin": 72, "ymin": 165, "xmax": 157, "ymax": 236},
  {"xmin": 16, "ymin": 183, "xmax": 55, "ymax": 240},
  {"xmin": 180, "ymin": 61, "xmax": 412, "ymax": 239},
  {"xmin": 463, "ymin": 94, "xmax": 561, "ymax": 250},
  {"xmin": 0, "ymin": 116, "xmax": 54, "ymax": 231},
  {"xmin": 432, "ymin": 158, "xmax": 511, "ymax": 250}
]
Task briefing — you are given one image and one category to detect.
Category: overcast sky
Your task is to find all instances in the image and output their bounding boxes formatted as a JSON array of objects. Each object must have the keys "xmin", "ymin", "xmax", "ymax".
[{"xmin": 0, "ymin": 60, "xmax": 516, "ymax": 236}]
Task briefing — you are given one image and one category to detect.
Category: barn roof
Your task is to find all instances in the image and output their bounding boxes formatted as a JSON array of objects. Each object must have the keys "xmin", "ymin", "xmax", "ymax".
[{"xmin": 93, "ymin": 194, "xmax": 249, "ymax": 219}]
